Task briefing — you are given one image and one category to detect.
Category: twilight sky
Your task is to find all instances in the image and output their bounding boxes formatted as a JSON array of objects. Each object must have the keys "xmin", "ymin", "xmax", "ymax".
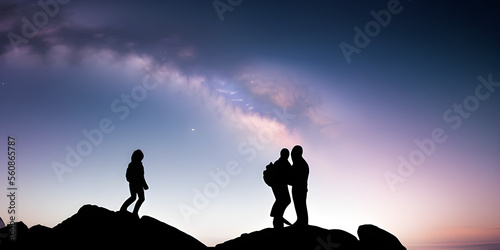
[{"xmin": 1, "ymin": 0, "xmax": 499, "ymax": 247}]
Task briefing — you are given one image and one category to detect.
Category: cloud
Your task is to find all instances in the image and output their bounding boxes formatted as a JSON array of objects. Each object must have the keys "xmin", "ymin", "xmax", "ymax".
[
  {"xmin": 0, "ymin": 1, "xmax": 197, "ymax": 67},
  {"xmin": 147, "ymin": 62, "xmax": 300, "ymax": 146},
  {"xmin": 215, "ymin": 89, "xmax": 237, "ymax": 95},
  {"xmin": 0, "ymin": 0, "xmax": 73, "ymax": 54},
  {"xmin": 238, "ymin": 71, "xmax": 306, "ymax": 109},
  {"xmin": 0, "ymin": 0, "xmax": 330, "ymax": 147},
  {"xmin": 0, "ymin": 2, "xmax": 23, "ymax": 33},
  {"xmin": 236, "ymin": 66, "xmax": 340, "ymax": 138},
  {"xmin": 178, "ymin": 46, "xmax": 196, "ymax": 59}
]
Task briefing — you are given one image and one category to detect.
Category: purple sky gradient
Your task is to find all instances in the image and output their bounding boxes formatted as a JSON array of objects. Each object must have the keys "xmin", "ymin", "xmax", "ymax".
[{"xmin": 1, "ymin": 0, "xmax": 499, "ymax": 247}]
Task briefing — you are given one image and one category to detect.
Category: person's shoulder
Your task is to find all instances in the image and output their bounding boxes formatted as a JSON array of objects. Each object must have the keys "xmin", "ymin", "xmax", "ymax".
[
  {"xmin": 129, "ymin": 161, "xmax": 143, "ymax": 167},
  {"xmin": 276, "ymin": 158, "xmax": 290, "ymax": 167}
]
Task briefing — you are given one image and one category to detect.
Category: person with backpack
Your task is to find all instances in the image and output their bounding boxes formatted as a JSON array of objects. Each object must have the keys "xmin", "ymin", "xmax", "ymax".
[
  {"xmin": 120, "ymin": 149, "xmax": 149, "ymax": 217},
  {"xmin": 263, "ymin": 148, "xmax": 292, "ymax": 228}
]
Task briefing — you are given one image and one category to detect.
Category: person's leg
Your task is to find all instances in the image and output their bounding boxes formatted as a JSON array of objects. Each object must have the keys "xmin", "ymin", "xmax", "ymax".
[
  {"xmin": 292, "ymin": 187, "xmax": 308, "ymax": 226},
  {"xmin": 132, "ymin": 186, "xmax": 145, "ymax": 215},
  {"xmin": 270, "ymin": 186, "xmax": 283, "ymax": 228},
  {"xmin": 272, "ymin": 185, "xmax": 291, "ymax": 228},
  {"xmin": 277, "ymin": 185, "xmax": 291, "ymax": 216},
  {"xmin": 120, "ymin": 184, "xmax": 137, "ymax": 212},
  {"xmin": 270, "ymin": 186, "xmax": 280, "ymax": 217}
]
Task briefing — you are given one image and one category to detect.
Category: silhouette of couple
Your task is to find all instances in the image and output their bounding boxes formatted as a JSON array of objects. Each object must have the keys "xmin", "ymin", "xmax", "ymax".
[{"xmin": 264, "ymin": 145, "xmax": 309, "ymax": 228}]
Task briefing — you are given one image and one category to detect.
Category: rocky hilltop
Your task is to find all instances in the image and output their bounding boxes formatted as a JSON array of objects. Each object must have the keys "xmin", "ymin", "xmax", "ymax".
[{"xmin": 0, "ymin": 204, "xmax": 406, "ymax": 250}]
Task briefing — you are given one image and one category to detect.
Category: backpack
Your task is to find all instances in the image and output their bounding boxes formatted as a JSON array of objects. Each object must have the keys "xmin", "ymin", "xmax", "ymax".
[
  {"xmin": 125, "ymin": 162, "xmax": 142, "ymax": 183},
  {"xmin": 126, "ymin": 165, "xmax": 132, "ymax": 182},
  {"xmin": 263, "ymin": 162, "xmax": 281, "ymax": 187}
]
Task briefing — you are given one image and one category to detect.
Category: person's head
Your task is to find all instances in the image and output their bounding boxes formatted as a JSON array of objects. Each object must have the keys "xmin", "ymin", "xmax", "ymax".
[
  {"xmin": 131, "ymin": 149, "xmax": 144, "ymax": 162},
  {"xmin": 280, "ymin": 148, "xmax": 289, "ymax": 159},
  {"xmin": 291, "ymin": 145, "xmax": 303, "ymax": 160}
]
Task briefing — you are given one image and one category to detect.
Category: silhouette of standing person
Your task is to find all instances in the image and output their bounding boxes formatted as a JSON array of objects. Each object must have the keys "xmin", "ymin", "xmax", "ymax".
[
  {"xmin": 120, "ymin": 149, "xmax": 149, "ymax": 217},
  {"xmin": 290, "ymin": 145, "xmax": 309, "ymax": 226},
  {"xmin": 266, "ymin": 148, "xmax": 292, "ymax": 228}
]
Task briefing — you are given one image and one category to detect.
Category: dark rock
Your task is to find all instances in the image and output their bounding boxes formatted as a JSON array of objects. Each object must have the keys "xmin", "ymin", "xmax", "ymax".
[
  {"xmin": 357, "ymin": 224, "xmax": 406, "ymax": 250},
  {"xmin": 140, "ymin": 215, "xmax": 207, "ymax": 250},
  {"xmin": 0, "ymin": 221, "xmax": 28, "ymax": 247},
  {"xmin": 215, "ymin": 225, "xmax": 360, "ymax": 250},
  {"xmin": 0, "ymin": 204, "xmax": 206, "ymax": 249},
  {"xmin": 0, "ymin": 204, "xmax": 407, "ymax": 250},
  {"xmin": 26, "ymin": 224, "xmax": 52, "ymax": 245}
]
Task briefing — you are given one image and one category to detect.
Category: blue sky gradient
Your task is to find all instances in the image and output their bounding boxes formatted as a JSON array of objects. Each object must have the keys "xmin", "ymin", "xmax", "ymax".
[{"xmin": 0, "ymin": 0, "xmax": 499, "ymax": 247}]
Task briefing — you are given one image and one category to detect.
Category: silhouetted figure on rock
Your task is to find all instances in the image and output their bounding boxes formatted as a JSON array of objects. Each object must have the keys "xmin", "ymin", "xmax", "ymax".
[
  {"xmin": 290, "ymin": 145, "xmax": 309, "ymax": 226},
  {"xmin": 120, "ymin": 149, "xmax": 149, "ymax": 216},
  {"xmin": 264, "ymin": 148, "xmax": 292, "ymax": 228}
]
